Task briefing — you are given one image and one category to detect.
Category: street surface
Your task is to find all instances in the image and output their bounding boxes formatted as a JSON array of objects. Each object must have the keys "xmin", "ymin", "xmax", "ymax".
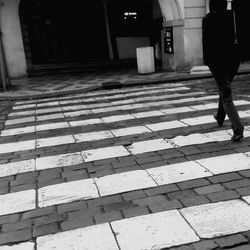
[{"xmin": 0, "ymin": 74, "xmax": 250, "ymax": 249}]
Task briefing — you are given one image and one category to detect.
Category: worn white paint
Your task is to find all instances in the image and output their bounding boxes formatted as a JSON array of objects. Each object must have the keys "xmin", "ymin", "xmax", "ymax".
[
  {"xmin": 4, "ymin": 117, "xmax": 35, "ymax": 125},
  {"xmin": 36, "ymin": 135, "xmax": 76, "ymax": 148},
  {"xmin": 181, "ymin": 115, "xmax": 214, "ymax": 126},
  {"xmin": 111, "ymin": 210, "xmax": 199, "ymax": 250},
  {"xmin": 37, "ymin": 113, "xmax": 65, "ymax": 121},
  {"xmin": 36, "ymin": 122, "xmax": 69, "ymax": 131},
  {"xmin": 64, "ymin": 110, "xmax": 92, "ymax": 117},
  {"xmin": 101, "ymin": 114, "xmax": 135, "ymax": 123},
  {"xmin": 0, "ymin": 190, "xmax": 36, "ymax": 216},
  {"xmin": 74, "ymin": 131, "xmax": 114, "ymax": 142},
  {"xmin": 81, "ymin": 146, "xmax": 130, "ymax": 162},
  {"xmin": 171, "ymin": 133, "xmax": 214, "ymax": 147},
  {"xmin": 0, "ymin": 242, "xmax": 35, "ymax": 250},
  {"xmin": 197, "ymin": 153, "xmax": 250, "ymax": 174},
  {"xmin": 37, "ymin": 223, "xmax": 119, "ymax": 250},
  {"xmin": 0, "ymin": 140, "xmax": 35, "ymax": 154},
  {"xmin": 94, "ymin": 170, "xmax": 157, "ymax": 196},
  {"xmin": 39, "ymin": 179, "xmax": 99, "ymax": 207},
  {"xmin": 37, "ymin": 101, "xmax": 60, "ymax": 107},
  {"xmin": 69, "ymin": 118, "xmax": 103, "ymax": 127},
  {"xmin": 111, "ymin": 126, "xmax": 151, "ymax": 137},
  {"xmin": 0, "ymin": 159, "xmax": 35, "ymax": 177},
  {"xmin": 0, "ymin": 126, "xmax": 35, "ymax": 136},
  {"xmin": 12, "ymin": 104, "xmax": 36, "ymax": 110},
  {"xmin": 127, "ymin": 138, "xmax": 173, "ymax": 154},
  {"xmin": 36, "ymin": 152, "xmax": 83, "ymax": 171},
  {"xmin": 243, "ymin": 196, "xmax": 250, "ymax": 205},
  {"xmin": 132, "ymin": 110, "xmax": 165, "ymax": 118},
  {"xmin": 180, "ymin": 200, "xmax": 250, "ymax": 238},
  {"xmin": 145, "ymin": 120, "xmax": 187, "ymax": 131},
  {"xmin": 147, "ymin": 161, "xmax": 212, "ymax": 185}
]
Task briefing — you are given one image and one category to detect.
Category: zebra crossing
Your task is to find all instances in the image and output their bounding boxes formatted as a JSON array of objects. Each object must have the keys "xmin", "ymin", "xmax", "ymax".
[{"xmin": 1, "ymin": 80, "xmax": 250, "ymax": 249}]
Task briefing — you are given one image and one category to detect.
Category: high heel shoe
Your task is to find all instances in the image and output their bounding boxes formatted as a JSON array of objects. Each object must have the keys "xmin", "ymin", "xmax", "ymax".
[
  {"xmin": 213, "ymin": 114, "xmax": 224, "ymax": 127},
  {"xmin": 231, "ymin": 126, "xmax": 244, "ymax": 142}
]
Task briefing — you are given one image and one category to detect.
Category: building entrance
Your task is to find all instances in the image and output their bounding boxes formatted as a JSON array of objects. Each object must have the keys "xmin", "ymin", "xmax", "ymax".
[{"xmin": 19, "ymin": 0, "xmax": 109, "ymax": 66}]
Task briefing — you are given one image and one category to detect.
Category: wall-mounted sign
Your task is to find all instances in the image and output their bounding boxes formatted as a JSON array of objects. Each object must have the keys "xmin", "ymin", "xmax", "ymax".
[{"xmin": 163, "ymin": 27, "xmax": 174, "ymax": 54}]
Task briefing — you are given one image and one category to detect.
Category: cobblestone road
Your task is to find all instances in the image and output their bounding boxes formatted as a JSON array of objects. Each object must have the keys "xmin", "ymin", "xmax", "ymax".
[{"xmin": 1, "ymin": 74, "xmax": 250, "ymax": 249}]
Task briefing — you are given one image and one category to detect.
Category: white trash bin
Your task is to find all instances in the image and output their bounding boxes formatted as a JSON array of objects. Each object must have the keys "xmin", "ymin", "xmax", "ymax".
[{"xmin": 136, "ymin": 46, "xmax": 155, "ymax": 74}]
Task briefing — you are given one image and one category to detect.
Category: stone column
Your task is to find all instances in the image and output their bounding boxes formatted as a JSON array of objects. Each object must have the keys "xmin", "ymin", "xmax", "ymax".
[
  {"xmin": 162, "ymin": 20, "xmax": 185, "ymax": 71},
  {"xmin": 0, "ymin": 0, "xmax": 27, "ymax": 78}
]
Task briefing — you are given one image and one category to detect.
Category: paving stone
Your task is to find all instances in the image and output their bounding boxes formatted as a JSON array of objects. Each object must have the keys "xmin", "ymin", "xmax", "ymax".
[
  {"xmin": 167, "ymin": 190, "xmax": 197, "ymax": 200},
  {"xmin": 149, "ymin": 199, "xmax": 183, "ymax": 212},
  {"xmin": 181, "ymin": 196, "xmax": 210, "ymax": 207},
  {"xmin": 133, "ymin": 195, "xmax": 168, "ymax": 206},
  {"xmin": 122, "ymin": 190, "xmax": 147, "ymax": 201},
  {"xmin": 2, "ymin": 218, "xmax": 31, "ymax": 233},
  {"xmin": 145, "ymin": 184, "xmax": 179, "ymax": 196},
  {"xmin": 236, "ymin": 186, "xmax": 250, "ymax": 196},
  {"xmin": 22, "ymin": 207, "xmax": 55, "ymax": 220},
  {"xmin": 57, "ymin": 201, "xmax": 88, "ymax": 214},
  {"xmin": 68, "ymin": 207, "xmax": 102, "ymax": 220},
  {"xmin": 194, "ymin": 184, "xmax": 225, "ymax": 195},
  {"xmin": 34, "ymin": 213, "xmax": 67, "ymax": 227},
  {"xmin": 207, "ymin": 190, "xmax": 240, "ymax": 202},
  {"xmin": 178, "ymin": 179, "xmax": 211, "ymax": 190},
  {"xmin": 10, "ymin": 183, "xmax": 36, "ymax": 192},
  {"xmin": 223, "ymin": 179, "xmax": 250, "ymax": 189},
  {"xmin": 242, "ymin": 230, "xmax": 250, "ymax": 239},
  {"xmin": 239, "ymin": 170, "xmax": 250, "ymax": 178},
  {"xmin": 168, "ymin": 246, "xmax": 194, "ymax": 250},
  {"xmin": 228, "ymin": 245, "xmax": 250, "ymax": 250},
  {"xmin": 104, "ymin": 201, "xmax": 133, "ymax": 212},
  {"xmin": 122, "ymin": 206, "xmax": 149, "ymax": 218},
  {"xmin": 0, "ymin": 214, "xmax": 20, "ymax": 225},
  {"xmin": 0, "ymin": 229, "xmax": 32, "ymax": 245},
  {"xmin": 215, "ymin": 234, "xmax": 248, "ymax": 248},
  {"xmin": 33, "ymin": 222, "xmax": 60, "ymax": 237},
  {"xmin": 192, "ymin": 239, "xmax": 218, "ymax": 250},
  {"xmin": 87, "ymin": 195, "xmax": 123, "ymax": 207},
  {"xmin": 61, "ymin": 216, "xmax": 95, "ymax": 231},
  {"xmin": 94, "ymin": 211, "xmax": 123, "ymax": 224},
  {"xmin": 208, "ymin": 173, "xmax": 242, "ymax": 184}
]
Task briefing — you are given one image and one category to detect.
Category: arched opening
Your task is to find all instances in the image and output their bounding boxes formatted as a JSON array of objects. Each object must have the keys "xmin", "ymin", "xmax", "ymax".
[
  {"xmin": 19, "ymin": 0, "xmax": 109, "ymax": 67},
  {"xmin": 19, "ymin": 0, "xmax": 165, "ymax": 72}
]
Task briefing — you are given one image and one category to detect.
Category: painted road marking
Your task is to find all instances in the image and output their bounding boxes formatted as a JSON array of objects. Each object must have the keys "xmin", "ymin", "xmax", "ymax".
[
  {"xmin": 38, "ymin": 179, "xmax": 99, "ymax": 207},
  {"xmin": 0, "ymin": 159, "xmax": 35, "ymax": 178},
  {"xmin": 0, "ymin": 190, "xmax": 36, "ymax": 216},
  {"xmin": 94, "ymin": 170, "xmax": 157, "ymax": 196},
  {"xmin": 37, "ymin": 223, "xmax": 119, "ymax": 250},
  {"xmin": 5, "ymin": 99, "xmax": 249, "ymax": 127},
  {"xmin": 111, "ymin": 210, "xmax": 199, "ymax": 249},
  {"xmin": 180, "ymin": 199, "xmax": 250, "ymax": 239},
  {"xmin": 146, "ymin": 161, "xmax": 212, "ymax": 185},
  {"xmin": 0, "ymin": 242, "xmax": 35, "ymax": 250},
  {"xmin": 196, "ymin": 153, "xmax": 250, "ymax": 174}
]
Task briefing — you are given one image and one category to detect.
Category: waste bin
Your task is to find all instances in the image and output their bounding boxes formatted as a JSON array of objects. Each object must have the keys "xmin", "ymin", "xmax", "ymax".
[{"xmin": 136, "ymin": 46, "xmax": 155, "ymax": 74}]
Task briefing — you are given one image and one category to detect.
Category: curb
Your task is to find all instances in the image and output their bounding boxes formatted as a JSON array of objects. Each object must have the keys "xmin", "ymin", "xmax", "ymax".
[{"xmin": 1, "ymin": 70, "xmax": 250, "ymax": 101}]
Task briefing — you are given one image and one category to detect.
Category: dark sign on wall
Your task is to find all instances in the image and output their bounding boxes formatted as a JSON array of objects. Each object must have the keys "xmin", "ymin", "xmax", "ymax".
[{"xmin": 163, "ymin": 27, "xmax": 174, "ymax": 54}]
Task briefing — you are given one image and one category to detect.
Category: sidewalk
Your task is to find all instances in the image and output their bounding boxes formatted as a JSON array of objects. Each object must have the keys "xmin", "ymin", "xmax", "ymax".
[{"xmin": 1, "ymin": 62, "xmax": 250, "ymax": 100}]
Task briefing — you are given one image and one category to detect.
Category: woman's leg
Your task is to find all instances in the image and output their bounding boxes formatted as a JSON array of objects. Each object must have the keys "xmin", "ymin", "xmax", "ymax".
[{"xmin": 210, "ymin": 67, "xmax": 243, "ymax": 132}]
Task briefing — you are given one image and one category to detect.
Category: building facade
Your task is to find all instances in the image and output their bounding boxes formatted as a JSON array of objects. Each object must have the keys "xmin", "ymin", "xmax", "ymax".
[{"xmin": 0, "ymin": 0, "xmax": 245, "ymax": 78}]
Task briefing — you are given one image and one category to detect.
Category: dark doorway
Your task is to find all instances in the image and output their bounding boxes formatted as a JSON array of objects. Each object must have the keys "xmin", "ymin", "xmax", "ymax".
[
  {"xmin": 234, "ymin": 0, "xmax": 250, "ymax": 62},
  {"xmin": 19, "ymin": 0, "xmax": 109, "ymax": 65}
]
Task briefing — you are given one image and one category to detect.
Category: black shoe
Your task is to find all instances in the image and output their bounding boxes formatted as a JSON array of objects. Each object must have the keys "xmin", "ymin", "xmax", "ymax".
[
  {"xmin": 213, "ymin": 114, "xmax": 224, "ymax": 127},
  {"xmin": 231, "ymin": 127, "xmax": 244, "ymax": 142}
]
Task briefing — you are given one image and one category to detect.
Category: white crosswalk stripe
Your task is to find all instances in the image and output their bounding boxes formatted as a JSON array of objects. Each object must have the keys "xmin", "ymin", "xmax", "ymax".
[{"xmin": 1, "ymin": 82, "xmax": 250, "ymax": 249}]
